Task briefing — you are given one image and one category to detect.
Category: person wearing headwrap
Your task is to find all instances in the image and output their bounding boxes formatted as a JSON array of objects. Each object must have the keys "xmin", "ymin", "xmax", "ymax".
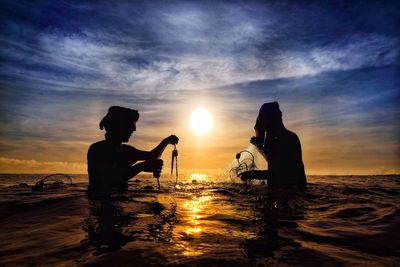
[
  {"xmin": 238, "ymin": 102, "xmax": 307, "ymax": 190},
  {"xmin": 87, "ymin": 106, "xmax": 179, "ymax": 192}
]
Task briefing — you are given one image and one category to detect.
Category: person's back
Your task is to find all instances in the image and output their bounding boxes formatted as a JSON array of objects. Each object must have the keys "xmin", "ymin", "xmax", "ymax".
[
  {"xmin": 266, "ymin": 129, "xmax": 306, "ymax": 190},
  {"xmin": 88, "ymin": 140, "xmax": 137, "ymax": 191}
]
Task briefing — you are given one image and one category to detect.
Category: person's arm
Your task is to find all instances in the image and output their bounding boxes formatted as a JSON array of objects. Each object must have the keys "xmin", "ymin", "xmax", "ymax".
[
  {"xmin": 250, "ymin": 137, "xmax": 268, "ymax": 161},
  {"xmin": 125, "ymin": 135, "xmax": 179, "ymax": 161},
  {"xmin": 125, "ymin": 158, "xmax": 163, "ymax": 182},
  {"xmin": 238, "ymin": 170, "xmax": 268, "ymax": 181}
]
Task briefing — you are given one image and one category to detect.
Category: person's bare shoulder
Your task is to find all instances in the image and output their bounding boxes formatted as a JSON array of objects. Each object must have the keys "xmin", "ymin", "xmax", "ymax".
[
  {"xmin": 89, "ymin": 140, "xmax": 107, "ymax": 149},
  {"xmin": 121, "ymin": 144, "xmax": 139, "ymax": 154},
  {"xmin": 285, "ymin": 129, "xmax": 299, "ymax": 140},
  {"xmin": 88, "ymin": 140, "xmax": 108, "ymax": 155},
  {"xmin": 121, "ymin": 144, "xmax": 135, "ymax": 149}
]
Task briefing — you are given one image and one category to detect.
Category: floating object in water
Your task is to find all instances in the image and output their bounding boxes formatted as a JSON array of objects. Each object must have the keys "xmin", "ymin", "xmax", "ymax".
[
  {"xmin": 31, "ymin": 173, "xmax": 72, "ymax": 191},
  {"xmin": 32, "ymin": 181, "xmax": 44, "ymax": 191}
]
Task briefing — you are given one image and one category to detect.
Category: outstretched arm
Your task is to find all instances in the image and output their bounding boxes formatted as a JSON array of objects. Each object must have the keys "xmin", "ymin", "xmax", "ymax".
[
  {"xmin": 150, "ymin": 135, "xmax": 179, "ymax": 158},
  {"xmin": 125, "ymin": 159, "xmax": 163, "ymax": 181},
  {"xmin": 88, "ymin": 144, "xmax": 165, "ymax": 189},
  {"xmin": 126, "ymin": 135, "xmax": 179, "ymax": 160},
  {"xmin": 238, "ymin": 170, "xmax": 269, "ymax": 181}
]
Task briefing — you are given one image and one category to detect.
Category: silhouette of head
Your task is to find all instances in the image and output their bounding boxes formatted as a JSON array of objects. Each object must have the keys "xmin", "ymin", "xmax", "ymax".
[
  {"xmin": 100, "ymin": 106, "xmax": 139, "ymax": 142},
  {"xmin": 255, "ymin": 102, "xmax": 282, "ymax": 133}
]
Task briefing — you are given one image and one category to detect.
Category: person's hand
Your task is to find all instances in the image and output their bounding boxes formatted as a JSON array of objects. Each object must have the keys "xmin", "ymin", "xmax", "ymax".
[
  {"xmin": 237, "ymin": 170, "xmax": 258, "ymax": 181},
  {"xmin": 164, "ymin": 135, "xmax": 179, "ymax": 145},
  {"xmin": 250, "ymin": 136, "xmax": 263, "ymax": 147},
  {"xmin": 141, "ymin": 159, "xmax": 163, "ymax": 173},
  {"xmin": 250, "ymin": 136, "xmax": 258, "ymax": 144}
]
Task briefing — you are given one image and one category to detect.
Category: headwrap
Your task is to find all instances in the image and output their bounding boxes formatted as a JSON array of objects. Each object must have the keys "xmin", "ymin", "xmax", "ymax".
[
  {"xmin": 254, "ymin": 101, "xmax": 282, "ymax": 130},
  {"xmin": 99, "ymin": 106, "xmax": 139, "ymax": 130}
]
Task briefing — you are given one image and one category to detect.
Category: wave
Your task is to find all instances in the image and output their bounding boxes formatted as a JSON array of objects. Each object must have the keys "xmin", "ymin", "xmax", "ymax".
[{"xmin": 0, "ymin": 175, "xmax": 399, "ymax": 265}]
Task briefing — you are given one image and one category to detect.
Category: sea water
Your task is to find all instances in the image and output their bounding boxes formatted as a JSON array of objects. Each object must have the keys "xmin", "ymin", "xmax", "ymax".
[{"xmin": 0, "ymin": 173, "xmax": 399, "ymax": 266}]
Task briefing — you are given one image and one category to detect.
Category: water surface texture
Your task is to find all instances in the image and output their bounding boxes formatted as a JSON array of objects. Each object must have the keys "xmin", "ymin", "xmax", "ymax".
[{"xmin": 0, "ymin": 174, "xmax": 399, "ymax": 266}]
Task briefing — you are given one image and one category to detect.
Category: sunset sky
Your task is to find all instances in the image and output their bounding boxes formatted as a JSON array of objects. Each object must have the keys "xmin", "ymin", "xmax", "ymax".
[{"xmin": 0, "ymin": 1, "xmax": 399, "ymax": 174}]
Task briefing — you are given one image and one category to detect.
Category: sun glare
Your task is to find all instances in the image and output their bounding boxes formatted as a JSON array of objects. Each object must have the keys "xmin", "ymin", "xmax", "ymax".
[{"xmin": 189, "ymin": 108, "xmax": 213, "ymax": 135}]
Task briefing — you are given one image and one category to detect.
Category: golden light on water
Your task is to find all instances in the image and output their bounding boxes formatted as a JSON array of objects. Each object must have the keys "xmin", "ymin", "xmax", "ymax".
[
  {"xmin": 177, "ymin": 193, "xmax": 212, "ymax": 256},
  {"xmin": 172, "ymin": 174, "xmax": 252, "ymax": 257},
  {"xmin": 189, "ymin": 173, "xmax": 209, "ymax": 182},
  {"xmin": 188, "ymin": 108, "xmax": 213, "ymax": 136},
  {"xmin": 183, "ymin": 195, "xmax": 211, "ymax": 236}
]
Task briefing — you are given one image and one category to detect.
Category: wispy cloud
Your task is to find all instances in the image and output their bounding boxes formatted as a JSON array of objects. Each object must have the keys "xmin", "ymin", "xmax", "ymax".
[{"xmin": 1, "ymin": 1, "xmax": 398, "ymax": 94}]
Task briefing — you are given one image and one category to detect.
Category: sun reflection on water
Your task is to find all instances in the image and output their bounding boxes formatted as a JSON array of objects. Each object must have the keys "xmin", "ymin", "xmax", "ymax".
[
  {"xmin": 183, "ymin": 195, "xmax": 211, "ymax": 236},
  {"xmin": 174, "ymin": 180, "xmax": 213, "ymax": 257}
]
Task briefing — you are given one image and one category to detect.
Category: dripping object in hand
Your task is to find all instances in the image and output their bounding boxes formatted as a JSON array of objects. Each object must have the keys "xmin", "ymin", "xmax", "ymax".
[{"xmin": 171, "ymin": 144, "xmax": 178, "ymax": 184}]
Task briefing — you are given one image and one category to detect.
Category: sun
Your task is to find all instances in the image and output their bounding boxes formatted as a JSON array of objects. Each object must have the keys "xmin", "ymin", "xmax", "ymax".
[{"xmin": 189, "ymin": 108, "xmax": 213, "ymax": 135}]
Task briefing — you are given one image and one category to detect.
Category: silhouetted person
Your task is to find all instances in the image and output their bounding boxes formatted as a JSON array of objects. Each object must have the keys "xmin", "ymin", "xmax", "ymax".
[
  {"xmin": 87, "ymin": 106, "xmax": 178, "ymax": 192},
  {"xmin": 238, "ymin": 102, "xmax": 307, "ymax": 190}
]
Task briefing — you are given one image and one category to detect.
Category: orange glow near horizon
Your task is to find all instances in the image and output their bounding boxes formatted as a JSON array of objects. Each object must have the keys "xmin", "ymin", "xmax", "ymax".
[{"xmin": 0, "ymin": 100, "xmax": 399, "ymax": 175}]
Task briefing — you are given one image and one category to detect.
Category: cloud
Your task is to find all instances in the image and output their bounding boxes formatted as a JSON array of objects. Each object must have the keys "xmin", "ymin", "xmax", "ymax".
[
  {"xmin": 2, "ymin": 1, "xmax": 398, "ymax": 96},
  {"xmin": 3, "ymin": 32, "xmax": 396, "ymax": 97}
]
